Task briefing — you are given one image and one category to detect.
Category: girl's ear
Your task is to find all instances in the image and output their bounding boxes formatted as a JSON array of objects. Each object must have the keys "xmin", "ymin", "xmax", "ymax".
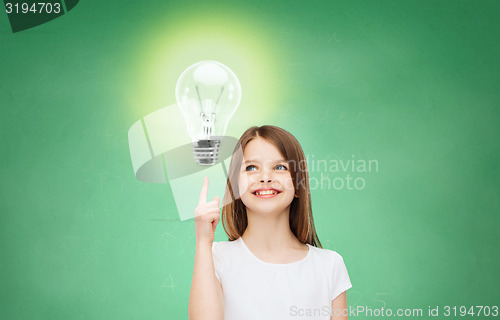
[{"xmin": 294, "ymin": 193, "xmax": 299, "ymax": 198}]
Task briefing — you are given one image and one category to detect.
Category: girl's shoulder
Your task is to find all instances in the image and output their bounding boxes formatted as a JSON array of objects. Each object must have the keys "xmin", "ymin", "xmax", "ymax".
[
  {"xmin": 212, "ymin": 238, "xmax": 240, "ymax": 251},
  {"xmin": 307, "ymin": 244, "xmax": 347, "ymax": 264},
  {"xmin": 211, "ymin": 238, "xmax": 242, "ymax": 262}
]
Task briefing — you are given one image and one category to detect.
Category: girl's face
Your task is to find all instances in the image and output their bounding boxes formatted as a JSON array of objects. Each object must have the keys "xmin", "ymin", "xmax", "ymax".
[{"xmin": 238, "ymin": 137, "xmax": 296, "ymax": 216}]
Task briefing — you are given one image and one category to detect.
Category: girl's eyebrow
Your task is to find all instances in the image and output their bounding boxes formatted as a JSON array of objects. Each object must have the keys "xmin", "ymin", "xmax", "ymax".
[{"xmin": 243, "ymin": 159, "xmax": 287, "ymax": 164}]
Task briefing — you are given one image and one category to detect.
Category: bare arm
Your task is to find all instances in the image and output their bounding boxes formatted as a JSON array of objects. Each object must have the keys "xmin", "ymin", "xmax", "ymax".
[
  {"xmin": 188, "ymin": 177, "xmax": 224, "ymax": 320},
  {"xmin": 331, "ymin": 291, "xmax": 348, "ymax": 320},
  {"xmin": 189, "ymin": 243, "xmax": 224, "ymax": 319}
]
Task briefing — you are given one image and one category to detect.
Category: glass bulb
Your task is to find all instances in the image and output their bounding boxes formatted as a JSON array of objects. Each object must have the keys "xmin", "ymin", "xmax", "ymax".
[{"xmin": 175, "ymin": 60, "xmax": 241, "ymax": 165}]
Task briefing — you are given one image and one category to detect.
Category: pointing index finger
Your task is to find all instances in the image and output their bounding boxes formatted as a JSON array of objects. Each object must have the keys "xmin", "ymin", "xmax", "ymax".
[{"xmin": 198, "ymin": 176, "xmax": 208, "ymax": 205}]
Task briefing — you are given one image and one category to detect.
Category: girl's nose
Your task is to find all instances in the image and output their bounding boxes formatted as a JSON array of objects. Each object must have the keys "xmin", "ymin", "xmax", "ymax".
[{"xmin": 260, "ymin": 170, "xmax": 272, "ymax": 183}]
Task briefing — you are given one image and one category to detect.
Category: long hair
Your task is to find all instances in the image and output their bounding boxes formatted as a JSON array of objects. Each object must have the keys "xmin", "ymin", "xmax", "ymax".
[{"xmin": 221, "ymin": 125, "xmax": 323, "ymax": 248}]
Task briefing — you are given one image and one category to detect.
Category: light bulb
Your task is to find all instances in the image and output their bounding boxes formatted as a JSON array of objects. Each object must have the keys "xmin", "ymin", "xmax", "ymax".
[{"xmin": 175, "ymin": 60, "xmax": 241, "ymax": 165}]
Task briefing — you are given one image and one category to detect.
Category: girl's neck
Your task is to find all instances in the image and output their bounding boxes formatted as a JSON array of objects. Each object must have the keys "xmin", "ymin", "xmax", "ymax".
[{"xmin": 241, "ymin": 207, "xmax": 304, "ymax": 253}]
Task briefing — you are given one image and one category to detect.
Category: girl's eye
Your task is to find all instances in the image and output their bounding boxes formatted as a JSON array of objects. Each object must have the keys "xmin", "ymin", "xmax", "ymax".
[
  {"xmin": 246, "ymin": 165, "xmax": 257, "ymax": 171},
  {"xmin": 275, "ymin": 164, "xmax": 288, "ymax": 170}
]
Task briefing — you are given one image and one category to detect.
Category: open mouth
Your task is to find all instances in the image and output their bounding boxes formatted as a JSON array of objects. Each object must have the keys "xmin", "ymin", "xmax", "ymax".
[{"xmin": 252, "ymin": 189, "xmax": 281, "ymax": 197}]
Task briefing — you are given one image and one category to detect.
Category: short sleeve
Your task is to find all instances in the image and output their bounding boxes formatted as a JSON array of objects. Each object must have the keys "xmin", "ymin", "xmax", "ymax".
[
  {"xmin": 331, "ymin": 252, "xmax": 352, "ymax": 301},
  {"xmin": 211, "ymin": 242, "xmax": 222, "ymax": 282}
]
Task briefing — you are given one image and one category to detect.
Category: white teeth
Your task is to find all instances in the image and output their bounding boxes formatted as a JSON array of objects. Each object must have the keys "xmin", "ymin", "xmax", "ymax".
[{"xmin": 255, "ymin": 190, "xmax": 278, "ymax": 195}]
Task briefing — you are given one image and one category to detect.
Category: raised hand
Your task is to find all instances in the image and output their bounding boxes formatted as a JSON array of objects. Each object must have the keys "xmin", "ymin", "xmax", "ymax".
[{"xmin": 194, "ymin": 177, "xmax": 221, "ymax": 246}]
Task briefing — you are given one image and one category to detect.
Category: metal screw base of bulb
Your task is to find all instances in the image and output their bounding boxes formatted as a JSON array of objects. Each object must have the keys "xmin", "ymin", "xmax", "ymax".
[{"xmin": 192, "ymin": 138, "xmax": 222, "ymax": 166}]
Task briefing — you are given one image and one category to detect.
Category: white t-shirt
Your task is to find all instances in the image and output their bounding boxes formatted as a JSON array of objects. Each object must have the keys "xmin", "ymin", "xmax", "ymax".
[{"xmin": 212, "ymin": 237, "xmax": 352, "ymax": 320}]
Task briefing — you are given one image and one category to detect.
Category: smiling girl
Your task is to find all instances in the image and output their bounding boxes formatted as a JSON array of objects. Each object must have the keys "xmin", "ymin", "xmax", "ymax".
[{"xmin": 189, "ymin": 125, "xmax": 352, "ymax": 320}]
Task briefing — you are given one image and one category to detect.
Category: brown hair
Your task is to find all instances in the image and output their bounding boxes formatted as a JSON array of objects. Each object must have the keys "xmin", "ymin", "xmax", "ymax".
[{"xmin": 221, "ymin": 125, "xmax": 323, "ymax": 248}]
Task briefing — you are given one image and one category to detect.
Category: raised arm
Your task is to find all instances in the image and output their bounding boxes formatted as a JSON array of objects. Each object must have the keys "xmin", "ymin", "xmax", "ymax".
[{"xmin": 188, "ymin": 177, "xmax": 224, "ymax": 320}]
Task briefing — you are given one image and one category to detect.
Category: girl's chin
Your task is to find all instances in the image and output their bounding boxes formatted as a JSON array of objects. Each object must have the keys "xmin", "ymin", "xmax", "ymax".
[{"xmin": 244, "ymin": 204, "xmax": 292, "ymax": 215}]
